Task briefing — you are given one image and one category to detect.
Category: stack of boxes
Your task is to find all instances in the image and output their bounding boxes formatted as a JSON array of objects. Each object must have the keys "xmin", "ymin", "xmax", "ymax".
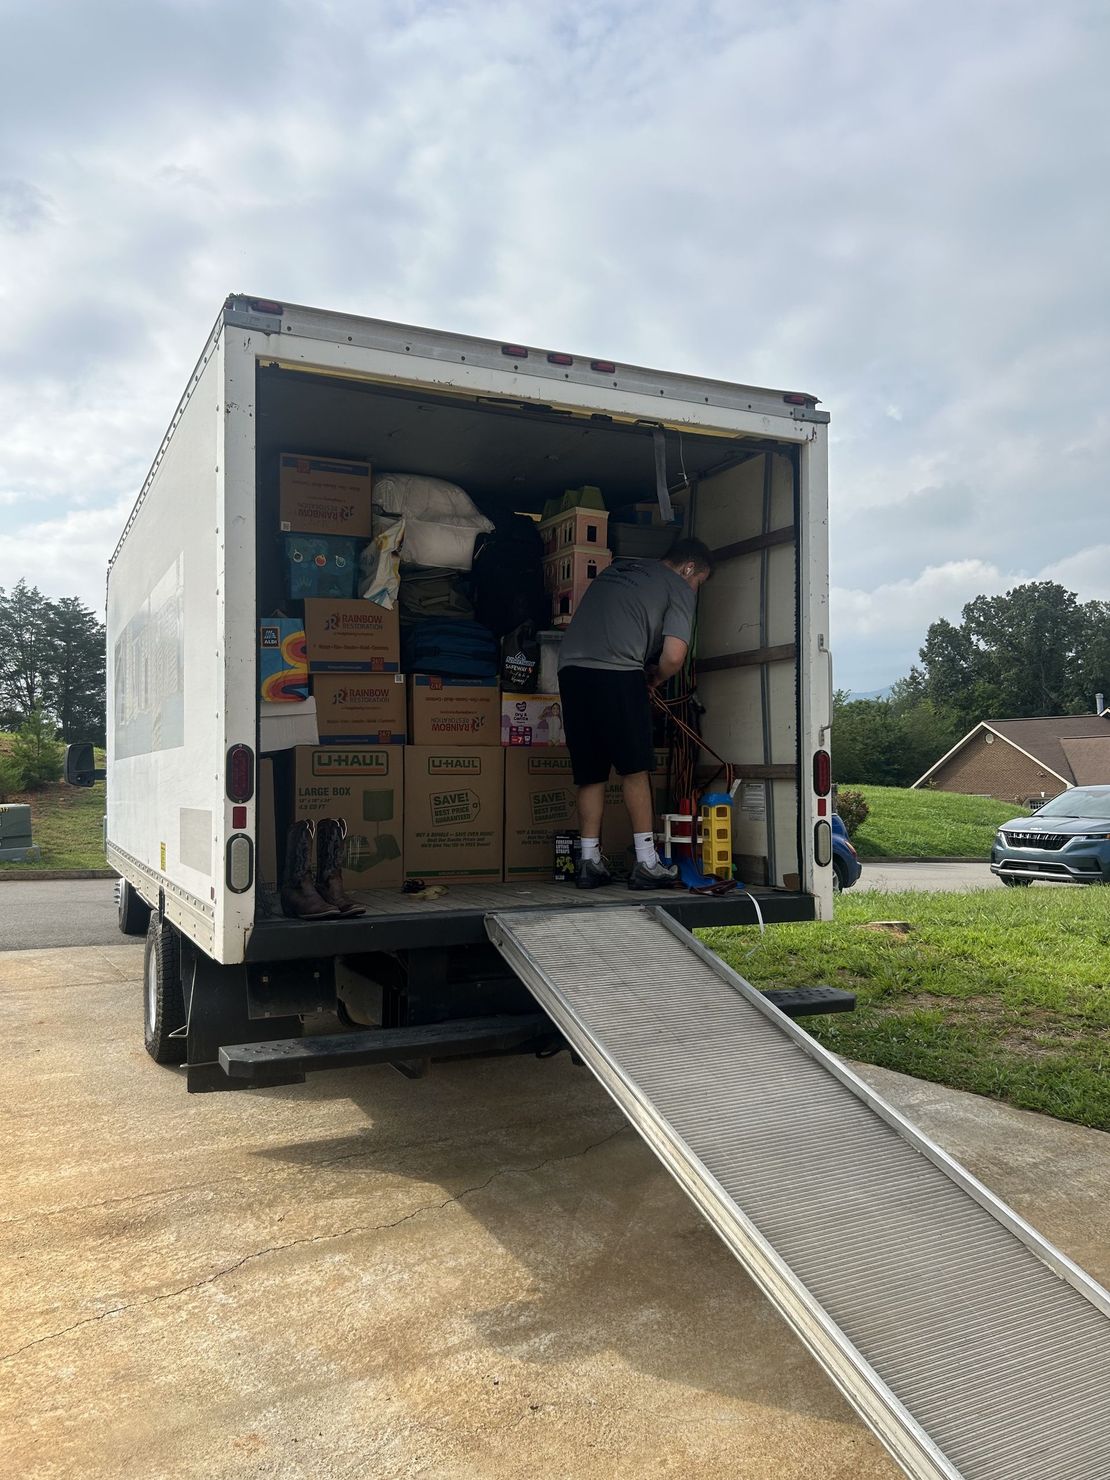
[
  {"xmin": 540, "ymin": 486, "xmax": 611, "ymax": 627},
  {"xmin": 260, "ymin": 457, "xmax": 615, "ymax": 897}
]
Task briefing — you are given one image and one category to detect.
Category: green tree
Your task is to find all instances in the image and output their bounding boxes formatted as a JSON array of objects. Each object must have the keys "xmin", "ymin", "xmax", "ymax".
[
  {"xmin": 10, "ymin": 708, "xmax": 63, "ymax": 790},
  {"xmin": 917, "ymin": 582, "xmax": 1088, "ymax": 730},
  {"xmin": 832, "ymin": 691, "xmax": 959, "ymax": 787},
  {"xmin": 0, "ymin": 579, "xmax": 54, "ymax": 719},
  {"xmin": 45, "ymin": 596, "xmax": 106, "ymax": 744}
]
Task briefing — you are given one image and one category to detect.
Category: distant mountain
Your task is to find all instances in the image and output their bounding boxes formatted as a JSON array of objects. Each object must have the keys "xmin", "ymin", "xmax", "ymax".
[{"xmin": 852, "ymin": 685, "xmax": 893, "ymax": 701}]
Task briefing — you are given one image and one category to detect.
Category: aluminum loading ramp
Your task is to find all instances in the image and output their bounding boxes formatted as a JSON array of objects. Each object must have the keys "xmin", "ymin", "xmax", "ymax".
[{"xmin": 486, "ymin": 906, "xmax": 1110, "ymax": 1480}]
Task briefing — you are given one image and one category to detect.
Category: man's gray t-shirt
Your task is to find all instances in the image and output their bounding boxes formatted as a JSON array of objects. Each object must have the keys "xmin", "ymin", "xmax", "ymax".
[{"xmin": 557, "ymin": 559, "xmax": 696, "ymax": 673}]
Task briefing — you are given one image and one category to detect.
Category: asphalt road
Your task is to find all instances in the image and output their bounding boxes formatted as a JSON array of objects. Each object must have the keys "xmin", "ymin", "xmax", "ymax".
[
  {"xmin": 856, "ymin": 859, "xmax": 1002, "ymax": 892},
  {"xmin": 0, "ymin": 879, "xmax": 127, "ymax": 952}
]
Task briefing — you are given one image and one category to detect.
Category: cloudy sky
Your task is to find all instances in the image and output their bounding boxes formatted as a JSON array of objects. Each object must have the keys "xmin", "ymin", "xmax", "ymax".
[{"xmin": 2, "ymin": 0, "xmax": 1106, "ymax": 692}]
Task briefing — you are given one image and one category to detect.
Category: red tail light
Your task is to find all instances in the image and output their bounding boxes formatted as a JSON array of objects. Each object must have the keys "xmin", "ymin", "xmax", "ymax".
[
  {"xmin": 501, "ymin": 344, "xmax": 528, "ymax": 358},
  {"xmin": 813, "ymin": 750, "xmax": 831, "ymax": 797},
  {"xmin": 547, "ymin": 352, "xmax": 574, "ymax": 366},
  {"xmin": 783, "ymin": 392, "xmax": 810, "ymax": 406},
  {"xmin": 590, "ymin": 359, "xmax": 616, "ymax": 374},
  {"xmin": 226, "ymin": 743, "xmax": 255, "ymax": 803},
  {"xmin": 248, "ymin": 299, "xmax": 284, "ymax": 315}
]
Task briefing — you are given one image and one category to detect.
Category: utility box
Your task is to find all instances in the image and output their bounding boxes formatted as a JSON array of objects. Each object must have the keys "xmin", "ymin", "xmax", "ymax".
[{"xmin": 0, "ymin": 804, "xmax": 40, "ymax": 863}]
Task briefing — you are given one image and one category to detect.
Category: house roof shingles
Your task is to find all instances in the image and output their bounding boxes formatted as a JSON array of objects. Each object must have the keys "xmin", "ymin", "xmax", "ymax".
[{"xmin": 989, "ymin": 716, "xmax": 1110, "ymax": 785}]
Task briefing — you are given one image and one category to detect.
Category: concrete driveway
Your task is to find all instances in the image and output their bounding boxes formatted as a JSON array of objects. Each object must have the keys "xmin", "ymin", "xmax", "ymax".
[{"xmin": 3, "ymin": 944, "xmax": 1108, "ymax": 1479}]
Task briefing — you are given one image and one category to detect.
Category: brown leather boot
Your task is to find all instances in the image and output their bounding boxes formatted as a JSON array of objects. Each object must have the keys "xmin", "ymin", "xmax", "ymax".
[
  {"xmin": 316, "ymin": 817, "xmax": 367, "ymax": 917},
  {"xmin": 280, "ymin": 820, "xmax": 340, "ymax": 920}
]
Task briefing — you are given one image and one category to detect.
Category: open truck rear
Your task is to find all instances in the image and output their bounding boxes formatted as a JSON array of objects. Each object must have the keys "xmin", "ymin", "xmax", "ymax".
[{"xmin": 96, "ymin": 294, "xmax": 835, "ymax": 1093}]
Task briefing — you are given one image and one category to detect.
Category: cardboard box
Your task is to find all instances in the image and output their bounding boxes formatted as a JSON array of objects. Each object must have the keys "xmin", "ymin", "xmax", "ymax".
[
  {"xmin": 404, "ymin": 746, "xmax": 504, "ymax": 883},
  {"xmin": 259, "ymin": 617, "xmax": 308, "ymax": 702},
  {"xmin": 279, "ymin": 453, "xmax": 373, "ymax": 537},
  {"xmin": 312, "ymin": 673, "xmax": 406, "ymax": 744},
  {"xmin": 303, "ymin": 598, "xmax": 400, "ymax": 672},
  {"xmin": 504, "ymin": 748, "xmax": 579, "ymax": 881},
  {"xmin": 500, "ymin": 693, "xmax": 565, "ymax": 747},
  {"xmin": 602, "ymin": 748, "xmax": 671, "ymax": 864},
  {"xmin": 293, "ymin": 745, "xmax": 403, "ymax": 889},
  {"xmin": 257, "ymin": 758, "xmax": 278, "ymax": 890},
  {"xmin": 260, "ymin": 697, "xmax": 319, "ymax": 753},
  {"xmin": 409, "ymin": 674, "xmax": 500, "ymax": 746}
]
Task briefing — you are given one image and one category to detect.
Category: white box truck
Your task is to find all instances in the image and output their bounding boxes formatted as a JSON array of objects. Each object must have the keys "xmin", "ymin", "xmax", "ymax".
[{"xmin": 70, "ymin": 294, "xmax": 840, "ymax": 1092}]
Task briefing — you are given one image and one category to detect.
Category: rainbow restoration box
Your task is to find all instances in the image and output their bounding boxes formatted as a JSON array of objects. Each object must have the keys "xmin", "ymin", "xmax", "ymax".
[
  {"xmin": 404, "ymin": 746, "xmax": 504, "ymax": 884},
  {"xmin": 504, "ymin": 747, "xmax": 578, "ymax": 880},
  {"xmin": 303, "ymin": 598, "xmax": 400, "ymax": 672},
  {"xmin": 293, "ymin": 745, "xmax": 403, "ymax": 889}
]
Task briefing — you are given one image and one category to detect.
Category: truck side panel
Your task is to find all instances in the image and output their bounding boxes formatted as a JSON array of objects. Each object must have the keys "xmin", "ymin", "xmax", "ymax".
[{"xmin": 107, "ymin": 343, "xmax": 224, "ymax": 956}]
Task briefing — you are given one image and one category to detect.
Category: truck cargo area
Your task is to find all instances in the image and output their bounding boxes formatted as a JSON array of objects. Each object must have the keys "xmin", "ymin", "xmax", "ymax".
[{"xmin": 254, "ymin": 358, "xmax": 814, "ymax": 931}]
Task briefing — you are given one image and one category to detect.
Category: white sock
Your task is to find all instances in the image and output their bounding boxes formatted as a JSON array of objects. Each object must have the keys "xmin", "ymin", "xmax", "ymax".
[
  {"xmin": 581, "ymin": 837, "xmax": 601, "ymax": 863},
  {"xmin": 633, "ymin": 832, "xmax": 657, "ymax": 866}
]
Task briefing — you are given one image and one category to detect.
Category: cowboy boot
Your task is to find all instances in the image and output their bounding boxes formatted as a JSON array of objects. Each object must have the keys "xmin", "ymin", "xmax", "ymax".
[
  {"xmin": 280, "ymin": 819, "xmax": 340, "ymax": 920},
  {"xmin": 316, "ymin": 817, "xmax": 367, "ymax": 918}
]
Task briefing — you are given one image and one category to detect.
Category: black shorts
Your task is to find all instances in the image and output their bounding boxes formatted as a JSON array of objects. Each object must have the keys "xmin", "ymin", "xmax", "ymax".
[{"xmin": 558, "ymin": 666, "xmax": 654, "ymax": 786}]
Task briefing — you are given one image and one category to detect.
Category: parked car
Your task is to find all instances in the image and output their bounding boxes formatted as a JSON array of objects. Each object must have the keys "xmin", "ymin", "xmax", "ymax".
[
  {"xmin": 990, "ymin": 785, "xmax": 1110, "ymax": 887},
  {"xmin": 831, "ymin": 813, "xmax": 862, "ymax": 891}
]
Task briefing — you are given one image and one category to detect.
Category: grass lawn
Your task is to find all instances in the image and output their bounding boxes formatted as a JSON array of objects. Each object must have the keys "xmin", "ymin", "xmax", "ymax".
[
  {"xmin": 702, "ymin": 887, "xmax": 1110, "ymax": 1131},
  {"xmin": 843, "ymin": 784, "xmax": 1027, "ymax": 859},
  {"xmin": 0, "ymin": 734, "xmax": 108, "ymax": 872}
]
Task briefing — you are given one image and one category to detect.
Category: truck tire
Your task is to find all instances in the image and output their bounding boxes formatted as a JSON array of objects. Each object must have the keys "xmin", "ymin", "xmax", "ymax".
[
  {"xmin": 144, "ymin": 914, "xmax": 186, "ymax": 1064},
  {"xmin": 117, "ymin": 877, "xmax": 152, "ymax": 937}
]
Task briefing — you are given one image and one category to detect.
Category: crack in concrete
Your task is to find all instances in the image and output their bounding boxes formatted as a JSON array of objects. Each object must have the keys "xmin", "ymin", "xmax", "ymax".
[
  {"xmin": 0, "ymin": 1125, "xmax": 628, "ymax": 1366},
  {"xmin": 0, "ymin": 1115, "xmax": 622, "ymax": 1227}
]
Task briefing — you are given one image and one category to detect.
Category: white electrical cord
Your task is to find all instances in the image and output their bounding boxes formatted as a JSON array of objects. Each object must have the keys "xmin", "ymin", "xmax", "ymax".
[{"xmin": 741, "ymin": 887, "xmax": 766, "ymax": 959}]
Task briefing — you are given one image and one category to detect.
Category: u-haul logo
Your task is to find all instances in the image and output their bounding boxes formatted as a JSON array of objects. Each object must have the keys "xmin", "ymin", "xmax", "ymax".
[
  {"xmin": 427, "ymin": 755, "xmax": 481, "ymax": 775},
  {"xmin": 311, "ymin": 749, "xmax": 389, "ymax": 777},
  {"xmin": 526, "ymin": 755, "xmax": 572, "ymax": 776}
]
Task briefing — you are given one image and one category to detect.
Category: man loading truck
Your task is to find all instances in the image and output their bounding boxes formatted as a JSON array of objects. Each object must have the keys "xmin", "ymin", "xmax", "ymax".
[{"xmin": 557, "ymin": 539, "xmax": 715, "ymax": 889}]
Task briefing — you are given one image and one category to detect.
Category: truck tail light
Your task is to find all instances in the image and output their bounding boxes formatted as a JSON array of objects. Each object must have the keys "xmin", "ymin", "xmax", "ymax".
[
  {"xmin": 248, "ymin": 299, "xmax": 284, "ymax": 315},
  {"xmin": 226, "ymin": 744, "xmax": 255, "ymax": 803},
  {"xmin": 501, "ymin": 344, "xmax": 528, "ymax": 358},
  {"xmin": 814, "ymin": 820, "xmax": 832, "ymax": 867},
  {"xmin": 226, "ymin": 835, "xmax": 254, "ymax": 893},
  {"xmin": 547, "ymin": 352, "xmax": 574, "ymax": 366},
  {"xmin": 813, "ymin": 750, "xmax": 831, "ymax": 796},
  {"xmin": 590, "ymin": 359, "xmax": 616, "ymax": 374}
]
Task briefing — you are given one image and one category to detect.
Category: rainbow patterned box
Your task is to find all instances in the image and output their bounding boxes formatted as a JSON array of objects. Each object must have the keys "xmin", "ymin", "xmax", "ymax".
[{"xmin": 259, "ymin": 618, "xmax": 309, "ymax": 702}]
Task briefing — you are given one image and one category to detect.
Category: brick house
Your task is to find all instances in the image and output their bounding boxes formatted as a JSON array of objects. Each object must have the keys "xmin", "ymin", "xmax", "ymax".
[{"xmin": 912, "ymin": 715, "xmax": 1110, "ymax": 805}]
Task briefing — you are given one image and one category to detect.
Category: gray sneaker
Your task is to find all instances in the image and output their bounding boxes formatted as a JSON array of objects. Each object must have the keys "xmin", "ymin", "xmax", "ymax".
[
  {"xmin": 628, "ymin": 858, "xmax": 679, "ymax": 891},
  {"xmin": 576, "ymin": 856, "xmax": 613, "ymax": 889}
]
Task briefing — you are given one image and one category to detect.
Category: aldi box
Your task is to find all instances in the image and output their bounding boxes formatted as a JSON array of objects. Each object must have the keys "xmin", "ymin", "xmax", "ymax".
[
  {"xmin": 504, "ymin": 748, "xmax": 578, "ymax": 881},
  {"xmin": 304, "ymin": 597, "xmax": 400, "ymax": 672},
  {"xmin": 279, "ymin": 453, "xmax": 373, "ymax": 537},
  {"xmin": 293, "ymin": 745, "xmax": 403, "ymax": 889},
  {"xmin": 404, "ymin": 746, "xmax": 504, "ymax": 884},
  {"xmin": 500, "ymin": 693, "xmax": 565, "ymax": 747},
  {"xmin": 312, "ymin": 673, "xmax": 406, "ymax": 744},
  {"xmin": 409, "ymin": 674, "xmax": 500, "ymax": 746},
  {"xmin": 259, "ymin": 617, "xmax": 308, "ymax": 702}
]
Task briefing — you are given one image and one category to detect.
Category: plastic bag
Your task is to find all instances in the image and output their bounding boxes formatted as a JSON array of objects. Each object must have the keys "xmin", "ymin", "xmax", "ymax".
[
  {"xmin": 373, "ymin": 474, "xmax": 494, "ymax": 571},
  {"xmin": 358, "ymin": 516, "xmax": 404, "ymax": 608},
  {"xmin": 501, "ymin": 621, "xmax": 540, "ymax": 693}
]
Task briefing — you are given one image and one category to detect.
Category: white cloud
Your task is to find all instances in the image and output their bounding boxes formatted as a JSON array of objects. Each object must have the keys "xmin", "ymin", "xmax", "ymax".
[{"xmin": 0, "ymin": 0, "xmax": 1106, "ymax": 687}]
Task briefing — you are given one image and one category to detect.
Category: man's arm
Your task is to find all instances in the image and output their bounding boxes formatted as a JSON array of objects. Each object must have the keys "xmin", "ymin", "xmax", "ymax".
[{"xmin": 646, "ymin": 636, "xmax": 688, "ymax": 688}]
